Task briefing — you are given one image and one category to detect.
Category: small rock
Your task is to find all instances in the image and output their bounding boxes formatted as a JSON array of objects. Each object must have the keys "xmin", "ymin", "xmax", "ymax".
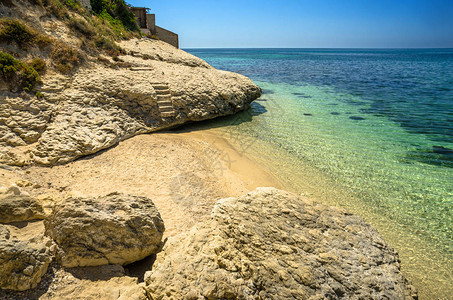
[
  {"xmin": 22, "ymin": 265, "xmax": 34, "ymax": 276},
  {"xmin": 15, "ymin": 179, "xmax": 33, "ymax": 187},
  {"xmin": 6, "ymin": 185, "xmax": 21, "ymax": 196},
  {"xmin": 0, "ymin": 194, "xmax": 46, "ymax": 223},
  {"xmin": 0, "ymin": 226, "xmax": 53, "ymax": 291},
  {"xmin": 0, "ymin": 165, "xmax": 14, "ymax": 171}
]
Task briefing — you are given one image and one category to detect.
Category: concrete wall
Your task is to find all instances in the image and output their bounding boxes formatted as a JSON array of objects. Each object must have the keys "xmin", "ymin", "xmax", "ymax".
[
  {"xmin": 130, "ymin": 8, "xmax": 147, "ymax": 29},
  {"xmin": 155, "ymin": 25, "xmax": 179, "ymax": 48},
  {"xmin": 130, "ymin": 9, "xmax": 179, "ymax": 48},
  {"xmin": 146, "ymin": 14, "xmax": 156, "ymax": 33}
]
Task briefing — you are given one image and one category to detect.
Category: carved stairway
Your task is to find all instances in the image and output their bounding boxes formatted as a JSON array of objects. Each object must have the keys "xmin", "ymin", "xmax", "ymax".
[{"xmin": 151, "ymin": 82, "xmax": 176, "ymax": 118}]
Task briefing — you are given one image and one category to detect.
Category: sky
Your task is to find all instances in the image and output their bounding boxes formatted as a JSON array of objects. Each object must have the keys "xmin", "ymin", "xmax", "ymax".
[{"xmin": 127, "ymin": 0, "xmax": 453, "ymax": 48}]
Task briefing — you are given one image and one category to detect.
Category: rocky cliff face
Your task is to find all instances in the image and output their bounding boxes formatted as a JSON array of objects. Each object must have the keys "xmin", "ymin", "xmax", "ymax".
[{"xmin": 0, "ymin": 38, "xmax": 261, "ymax": 166}]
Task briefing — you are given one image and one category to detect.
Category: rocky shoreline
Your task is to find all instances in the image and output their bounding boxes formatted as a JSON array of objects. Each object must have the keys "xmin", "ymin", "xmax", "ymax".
[
  {"xmin": 1, "ymin": 130, "xmax": 418, "ymax": 299},
  {"xmin": 1, "ymin": 8, "xmax": 417, "ymax": 298}
]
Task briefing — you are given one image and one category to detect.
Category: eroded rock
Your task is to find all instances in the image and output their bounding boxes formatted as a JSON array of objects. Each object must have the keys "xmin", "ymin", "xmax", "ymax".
[
  {"xmin": 144, "ymin": 187, "xmax": 417, "ymax": 299},
  {"xmin": 0, "ymin": 194, "xmax": 46, "ymax": 224},
  {"xmin": 0, "ymin": 226, "xmax": 53, "ymax": 291},
  {"xmin": 1, "ymin": 39, "xmax": 261, "ymax": 166},
  {"xmin": 44, "ymin": 193, "xmax": 165, "ymax": 267}
]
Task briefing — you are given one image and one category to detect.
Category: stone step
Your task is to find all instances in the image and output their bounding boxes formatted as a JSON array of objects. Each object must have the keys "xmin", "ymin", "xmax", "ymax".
[
  {"xmin": 161, "ymin": 112, "xmax": 175, "ymax": 117},
  {"xmin": 157, "ymin": 102, "xmax": 172, "ymax": 107},
  {"xmin": 152, "ymin": 85, "xmax": 169, "ymax": 90},
  {"xmin": 158, "ymin": 106, "xmax": 174, "ymax": 111},
  {"xmin": 130, "ymin": 67, "xmax": 153, "ymax": 71}
]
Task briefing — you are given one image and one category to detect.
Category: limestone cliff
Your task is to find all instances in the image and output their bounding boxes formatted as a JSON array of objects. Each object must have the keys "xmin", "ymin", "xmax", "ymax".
[
  {"xmin": 0, "ymin": 0, "xmax": 261, "ymax": 166},
  {"xmin": 1, "ymin": 38, "xmax": 261, "ymax": 166}
]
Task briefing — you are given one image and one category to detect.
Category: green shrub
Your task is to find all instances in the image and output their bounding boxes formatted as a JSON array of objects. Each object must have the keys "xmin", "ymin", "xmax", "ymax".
[
  {"xmin": 0, "ymin": 19, "xmax": 53, "ymax": 49},
  {"xmin": 91, "ymin": 0, "xmax": 139, "ymax": 32},
  {"xmin": 0, "ymin": 52, "xmax": 41, "ymax": 92},
  {"xmin": 68, "ymin": 16, "xmax": 96, "ymax": 37},
  {"xmin": 27, "ymin": 0, "xmax": 44, "ymax": 6},
  {"xmin": 28, "ymin": 58, "xmax": 47, "ymax": 74},
  {"xmin": 36, "ymin": 91, "xmax": 44, "ymax": 99},
  {"xmin": 61, "ymin": 0, "xmax": 81, "ymax": 10},
  {"xmin": 51, "ymin": 43, "xmax": 82, "ymax": 74},
  {"xmin": 94, "ymin": 35, "xmax": 123, "ymax": 56},
  {"xmin": 0, "ymin": 19, "xmax": 35, "ymax": 48},
  {"xmin": 42, "ymin": 0, "xmax": 70, "ymax": 19}
]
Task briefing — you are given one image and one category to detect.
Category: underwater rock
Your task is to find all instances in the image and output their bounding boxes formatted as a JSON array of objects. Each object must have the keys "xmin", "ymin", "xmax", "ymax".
[{"xmin": 349, "ymin": 116, "xmax": 365, "ymax": 121}]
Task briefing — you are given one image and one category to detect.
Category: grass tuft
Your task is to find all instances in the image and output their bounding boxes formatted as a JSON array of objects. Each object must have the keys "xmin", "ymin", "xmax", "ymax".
[
  {"xmin": 0, "ymin": 19, "xmax": 52, "ymax": 50},
  {"xmin": 50, "ymin": 43, "xmax": 83, "ymax": 74},
  {"xmin": 68, "ymin": 16, "xmax": 96, "ymax": 37},
  {"xmin": 28, "ymin": 58, "xmax": 47, "ymax": 74}
]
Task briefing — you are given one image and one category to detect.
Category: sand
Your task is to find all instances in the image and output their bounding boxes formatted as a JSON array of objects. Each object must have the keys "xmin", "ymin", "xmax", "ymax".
[
  {"xmin": 19, "ymin": 129, "xmax": 283, "ymax": 238},
  {"xmin": 0, "ymin": 128, "xmax": 286, "ymax": 299}
]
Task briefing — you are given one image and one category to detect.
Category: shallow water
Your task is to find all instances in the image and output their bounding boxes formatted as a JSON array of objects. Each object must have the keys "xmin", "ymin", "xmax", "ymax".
[{"xmin": 186, "ymin": 48, "xmax": 453, "ymax": 298}]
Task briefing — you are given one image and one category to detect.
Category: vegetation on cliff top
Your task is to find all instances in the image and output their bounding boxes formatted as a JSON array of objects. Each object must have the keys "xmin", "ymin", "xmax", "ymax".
[
  {"xmin": 0, "ymin": 0, "xmax": 141, "ymax": 93},
  {"xmin": 90, "ymin": 0, "xmax": 139, "ymax": 32}
]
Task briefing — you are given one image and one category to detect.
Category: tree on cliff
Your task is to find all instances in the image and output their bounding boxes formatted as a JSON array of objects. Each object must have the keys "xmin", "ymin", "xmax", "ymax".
[{"xmin": 90, "ymin": 0, "xmax": 139, "ymax": 31}]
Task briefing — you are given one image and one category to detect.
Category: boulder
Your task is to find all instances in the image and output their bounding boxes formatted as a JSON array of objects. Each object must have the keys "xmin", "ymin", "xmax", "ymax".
[
  {"xmin": 44, "ymin": 193, "xmax": 165, "ymax": 267},
  {"xmin": 144, "ymin": 188, "xmax": 417, "ymax": 299},
  {"xmin": 0, "ymin": 226, "xmax": 53, "ymax": 291},
  {"xmin": 0, "ymin": 194, "xmax": 46, "ymax": 224}
]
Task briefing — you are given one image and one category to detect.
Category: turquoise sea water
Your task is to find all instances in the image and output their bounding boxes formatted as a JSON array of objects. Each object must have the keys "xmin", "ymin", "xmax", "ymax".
[{"xmin": 186, "ymin": 48, "xmax": 453, "ymax": 298}]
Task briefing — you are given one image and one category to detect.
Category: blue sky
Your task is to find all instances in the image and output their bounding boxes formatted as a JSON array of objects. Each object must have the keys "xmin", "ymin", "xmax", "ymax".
[{"xmin": 127, "ymin": 0, "xmax": 453, "ymax": 48}]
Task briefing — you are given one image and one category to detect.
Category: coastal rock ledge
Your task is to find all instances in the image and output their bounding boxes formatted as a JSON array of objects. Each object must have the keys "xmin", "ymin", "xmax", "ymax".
[
  {"xmin": 0, "ymin": 38, "xmax": 261, "ymax": 166},
  {"xmin": 145, "ymin": 187, "xmax": 417, "ymax": 300}
]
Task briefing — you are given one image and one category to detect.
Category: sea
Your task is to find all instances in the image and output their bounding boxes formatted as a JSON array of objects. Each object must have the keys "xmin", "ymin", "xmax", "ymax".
[{"xmin": 184, "ymin": 48, "xmax": 453, "ymax": 299}]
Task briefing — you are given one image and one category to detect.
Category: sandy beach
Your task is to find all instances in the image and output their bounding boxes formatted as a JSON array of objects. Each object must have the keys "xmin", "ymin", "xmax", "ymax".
[{"xmin": 7, "ymin": 129, "xmax": 283, "ymax": 238}]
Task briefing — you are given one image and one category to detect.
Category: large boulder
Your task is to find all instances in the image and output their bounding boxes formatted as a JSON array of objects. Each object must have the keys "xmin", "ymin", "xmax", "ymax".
[
  {"xmin": 44, "ymin": 193, "xmax": 165, "ymax": 267},
  {"xmin": 144, "ymin": 188, "xmax": 417, "ymax": 299},
  {"xmin": 0, "ymin": 194, "xmax": 46, "ymax": 224},
  {"xmin": 0, "ymin": 225, "xmax": 53, "ymax": 291}
]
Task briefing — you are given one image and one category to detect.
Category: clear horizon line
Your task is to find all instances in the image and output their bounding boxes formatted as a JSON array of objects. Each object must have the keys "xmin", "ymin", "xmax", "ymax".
[{"xmin": 182, "ymin": 46, "xmax": 453, "ymax": 50}]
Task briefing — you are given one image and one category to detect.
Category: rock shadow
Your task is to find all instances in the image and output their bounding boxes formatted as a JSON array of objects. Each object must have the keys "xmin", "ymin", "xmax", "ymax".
[
  {"xmin": 65, "ymin": 264, "xmax": 127, "ymax": 282},
  {"xmin": 171, "ymin": 101, "xmax": 267, "ymax": 133},
  {"xmin": 124, "ymin": 254, "xmax": 157, "ymax": 283},
  {"xmin": 262, "ymin": 89, "xmax": 275, "ymax": 94}
]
